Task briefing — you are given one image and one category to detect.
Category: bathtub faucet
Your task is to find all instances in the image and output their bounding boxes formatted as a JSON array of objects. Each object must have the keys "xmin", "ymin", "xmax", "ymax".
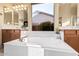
[{"xmin": 19, "ymin": 35, "xmax": 28, "ymax": 42}]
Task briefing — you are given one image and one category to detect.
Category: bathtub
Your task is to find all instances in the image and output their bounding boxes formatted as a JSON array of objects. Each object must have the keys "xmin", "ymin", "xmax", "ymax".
[
  {"xmin": 4, "ymin": 37, "xmax": 78, "ymax": 56},
  {"xmin": 20, "ymin": 31, "xmax": 78, "ymax": 56},
  {"xmin": 27, "ymin": 36, "xmax": 78, "ymax": 56}
]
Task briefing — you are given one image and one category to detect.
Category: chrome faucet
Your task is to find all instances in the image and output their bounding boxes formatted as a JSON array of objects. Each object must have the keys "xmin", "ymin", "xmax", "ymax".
[
  {"xmin": 19, "ymin": 35, "xmax": 28, "ymax": 42},
  {"xmin": 56, "ymin": 32, "xmax": 61, "ymax": 40}
]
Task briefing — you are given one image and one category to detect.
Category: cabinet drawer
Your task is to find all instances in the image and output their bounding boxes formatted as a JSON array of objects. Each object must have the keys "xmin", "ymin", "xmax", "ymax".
[
  {"xmin": 64, "ymin": 30, "xmax": 77, "ymax": 35},
  {"xmin": 10, "ymin": 29, "xmax": 20, "ymax": 33}
]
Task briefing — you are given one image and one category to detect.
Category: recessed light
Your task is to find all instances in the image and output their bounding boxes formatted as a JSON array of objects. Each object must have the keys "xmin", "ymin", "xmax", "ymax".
[
  {"xmin": 21, "ymin": 4, "xmax": 24, "ymax": 7},
  {"xmin": 18, "ymin": 5, "xmax": 20, "ymax": 7}
]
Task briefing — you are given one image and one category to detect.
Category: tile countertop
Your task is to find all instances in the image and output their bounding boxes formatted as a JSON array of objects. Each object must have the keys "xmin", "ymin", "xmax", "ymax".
[
  {"xmin": 60, "ymin": 26, "xmax": 79, "ymax": 30},
  {"xmin": 0, "ymin": 24, "xmax": 28, "ymax": 30}
]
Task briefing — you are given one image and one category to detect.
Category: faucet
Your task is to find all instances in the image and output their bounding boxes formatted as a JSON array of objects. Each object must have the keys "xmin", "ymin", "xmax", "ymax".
[
  {"xmin": 56, "ymin": 32, "xmax": 61, "ymax": 40},
  {"xmin": 19, "ymin": 35, "xmax": 28, "ymax": 42}
]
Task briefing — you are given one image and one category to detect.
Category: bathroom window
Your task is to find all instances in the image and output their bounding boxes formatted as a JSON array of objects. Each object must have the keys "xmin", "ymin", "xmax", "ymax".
[{"xmin": 32, "ymin": 3, "xmax": 54, "ymax": 31}]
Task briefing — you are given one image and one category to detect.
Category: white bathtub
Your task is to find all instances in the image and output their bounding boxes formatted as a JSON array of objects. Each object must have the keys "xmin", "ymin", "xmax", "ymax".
[
  {"xmin": 27, "ymin": 37, "xmax": 78, "ymax": 56},
  {"xmin": 20, "ymin": 31, "xmax": 78, "ymax": 56},
  {"xmin": 4, "ymin": 37, "xmax": 78, "ymax": 56}
]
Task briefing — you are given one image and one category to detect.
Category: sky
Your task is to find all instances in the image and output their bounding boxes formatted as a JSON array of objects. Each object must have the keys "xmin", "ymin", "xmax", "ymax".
[{"xmin": 32, "ymin": 3, "xmax": 54, "ymax": 16}]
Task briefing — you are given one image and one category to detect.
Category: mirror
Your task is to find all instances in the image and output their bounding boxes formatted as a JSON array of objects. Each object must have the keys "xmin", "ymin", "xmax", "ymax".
[
  {"xmin": 14, "ymin": 9, "xmax": 28, "ymax": 30},
  {"xmin": 3, "ymin": 4, "xmax": 28, "ymax": 30},
  {"xmin": 13, "ymin": 11, "xmax": 19, "ymax": 25},
  {"xmin": 4, "ymin": 11, "xmax": 12, "ymax": 24},
  {"xmin": 59, "ymin": 4, "xmax": 77, "ymax": 28}
]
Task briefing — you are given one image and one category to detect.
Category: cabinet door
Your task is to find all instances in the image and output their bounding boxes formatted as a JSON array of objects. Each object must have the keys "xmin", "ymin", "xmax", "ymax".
[
  {"xmin": 10, "ymin": 29, "xmax": 20, "ymax": 40},
  {"xmin": 2, "ymin": 30, "xmax": 11, "ymax": 43},
  {"xmin": 64, "ymin": 30, "xmax": 79, "ymax": 53},
  {"xmin": 64, "ymin": 30, "xmax": 77, "ymax": 45},
  {"xmin": 64, "ymin": 37, "xmax": 71, "ymax": 45},
  {"xmin": 70, "ymin": 38, "xmax": 79, "ymax": 53},
  {"xmin": 14, "ymin": 29, "xmax": 20, "ymax": 39},
  {"xmin": 2, "ymin": 29, "xmax": 20, "ymax": 44}
]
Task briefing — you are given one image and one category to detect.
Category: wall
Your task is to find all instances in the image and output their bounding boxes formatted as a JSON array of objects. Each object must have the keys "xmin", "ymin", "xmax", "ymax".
[
  {"xmin": 0, "ymin": 8, "xmax": 3, "ymax": 47},
  {"xmin": 77, "ymin": 4, "xmax": 79, "ymax": 25},
  {"xmin": 0, "ymin": 29, "xmax": 2, "ymax": 47},
  {"xmin": 28, "ymin": 4, "xmax": 32, "ymax": 31},
  {"xmin": 54, "ymin": 4, "xmax": 60, "ymax": 31},
  {"xmin": 0, "ymin": 7, "xmax": 4, "ymax": 24}
]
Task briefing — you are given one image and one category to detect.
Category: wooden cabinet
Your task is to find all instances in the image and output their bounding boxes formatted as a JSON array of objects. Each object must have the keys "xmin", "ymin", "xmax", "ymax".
[
  {"xmin": 64, "ymin": 30, "xmax": 79, "ymax": 53},
  {"xmin": 70, "ymin": 38, "xmax": 79, "ymax": 52},
  {"xmin": 2, "ymin": 29, "xmax": 21, "ymax": 44}
]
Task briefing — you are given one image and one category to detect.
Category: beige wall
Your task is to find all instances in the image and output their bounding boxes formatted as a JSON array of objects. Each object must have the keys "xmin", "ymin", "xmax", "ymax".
[
  {"xmin": 77, "ymin": 4, "xmax": 79, "ymax": 25},
  {"xmin": 0, "ymin": 7, "xmax": 4, "ymax": 24},
  {"xmin": 0, "ymin": 29, "xmax": 2, "ymax": 47},
  {"xmin": 77, "ymin": 4, "xmax": 79, "ymax": 18},
  {"xmin": 28, "ymin": 4, "xmax": 32, "ymax": 31},
  {"xmin": 54, "ymin": 4, "xmax": 60, "ymax": 31}
]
